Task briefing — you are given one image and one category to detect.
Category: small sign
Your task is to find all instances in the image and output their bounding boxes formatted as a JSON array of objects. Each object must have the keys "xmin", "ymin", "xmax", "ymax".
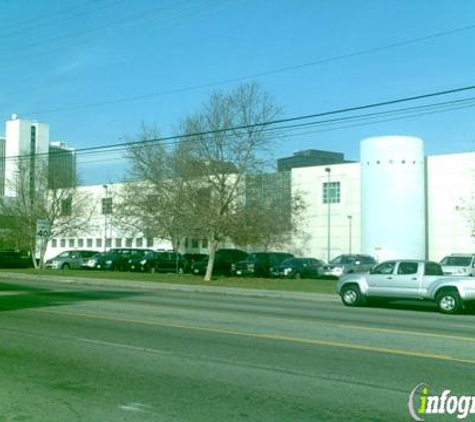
[{"xmin": 36, "ymin": 219, "xmax": 50, "ymax": 238}]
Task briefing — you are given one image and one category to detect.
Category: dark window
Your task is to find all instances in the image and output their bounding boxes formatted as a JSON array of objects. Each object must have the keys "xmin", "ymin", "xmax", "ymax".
[
  {"xmin": 68, "ymin": 239, "xmax": 75, "ymax": 248},
  {"xmin": 60, "ymin": 239, "xmax": 66, "ymax": 248},
  {"xmin": 146, "ymin": 238, "xmax": 153, "ymax": 247},
  {"xmin": 61, "ymin": 197, "xmax": 72, "ymax": 216},
  {"xmin": 115, "ymin": 238, "xmax": 122, "ymax": 247},
  {"xmin": 78, "ymin": 239, "xmax": 84, "ymax": 247},
  {"xmin": 425, "ymin": 262, "xmax": 444, "ymax": 276},
  {"xmin": 126, "ymin": 238, "xmax": 133, "ymax": 247},
  {"xmin": 105, "ymin": 238, "xmax": 112, "ymax": 248},
  {"xmin": 136, "ymin": 238, "xmax": 143, "ymax": 247},
  {"xmin": 87, "ymin": 239, "xmax": 93, "ymax": 248},
  {"xmin": 191, "ymin": 238, "xmax": 199, "ymax": 248},
  {"xmin": 372, "ymin": 262, "xmax": 396, "ymax": 275},
  {"xmin": 51, "ymin": 239, "xmax": 57, "ymax": 248},
  {"xmin": 397, "ymin": 262, "xmax": 418, "ymax": 275},
  {"xmin": 96, "ymin": 238, "xmax": 102, "ymax": 248}
]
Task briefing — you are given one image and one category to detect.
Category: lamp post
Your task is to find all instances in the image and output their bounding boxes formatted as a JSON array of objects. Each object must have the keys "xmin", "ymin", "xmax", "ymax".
[
  {"xmin": 325, "ymin": 167, "xmax": 331, "ymax": 263},
  {"xmin": 102, "ymin": 185, "xmax": 109, "ymax": 252},
  {"xmin": 347, "ymin": 215, "xmax": 353, "ymax": 254}
]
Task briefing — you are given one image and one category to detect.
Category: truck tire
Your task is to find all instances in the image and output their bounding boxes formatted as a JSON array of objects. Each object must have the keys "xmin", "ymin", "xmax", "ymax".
[
  {"xmin": 341, "ymin": 284, "xmax": 365, "ymax": 307},
  {"xmin": 436, "ymin": 289, "xmax": 462, "ymax": 314}
]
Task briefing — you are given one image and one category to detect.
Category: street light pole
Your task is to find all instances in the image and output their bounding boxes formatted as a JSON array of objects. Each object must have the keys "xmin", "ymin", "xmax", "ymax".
[
  {"xmin": 348, "ymin": 215, "xmax": 353, "ymax": 254},
  {"xmin": 103, "ymin": 184, "xmax": 108, "ymax": 252},
  {"xmin": 325, "ymin": 167, "xmax": 331, "ymax": 263}
]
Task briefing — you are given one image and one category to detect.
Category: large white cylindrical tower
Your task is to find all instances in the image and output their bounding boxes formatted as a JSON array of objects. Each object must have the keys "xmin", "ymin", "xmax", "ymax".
[{"xmin": 361, "ymin": 136, "xmax": 426, "ymax": 261}]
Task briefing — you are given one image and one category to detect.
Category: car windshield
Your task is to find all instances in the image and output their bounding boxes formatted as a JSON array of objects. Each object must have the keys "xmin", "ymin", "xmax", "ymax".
[
  {"xmin": 55, "ymin": 251, "xmax": 71, "ymax": 259},
  {"xmin": 440, "ymin": 256, "xmax": 473, "ymax": 266},
  {"xmin": 331, "ymin": 256, "xmax": 356, "ymax": 265},
  {"xmin": 281, "ymin": 258, "xmax": 297, "ymax": 266}
]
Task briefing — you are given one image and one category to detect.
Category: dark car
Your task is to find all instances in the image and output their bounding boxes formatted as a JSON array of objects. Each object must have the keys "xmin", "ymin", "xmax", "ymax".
[
  {"xmin": 130, "ymin": 251, "xmax": 188, "ymax": 274},
  {"xmin": 273, "ymin": 257, "xmax": 325, "ymax": 279},
  {"xmin": 183, "ymin": 253, "xmax": 208, "ymax": 272},
  {"xmin": 45, "ymin": 250, "xmax": 99, "ymax": 269},
  {"xmin": 322, "ymin": 254, "xmax": 377, "ymax": 278},
  {"xmin": 192, "ymin": 249, "xmax": 248, "ymax": 276},
  {"xmin": 0, "ymin": 250, "xmax": 33, "ymax": 268},
  {"xmin": 82, "ymin": 248, "xmax": 152, "ymax": 271},
  {"xmin": 232, "ymin": 252, "xmax": 294, "ymax": 277}
]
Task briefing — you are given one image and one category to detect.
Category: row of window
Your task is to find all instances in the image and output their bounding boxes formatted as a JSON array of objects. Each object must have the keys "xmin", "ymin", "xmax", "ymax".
[
  {"xmin": 50, "ymin": 237, "xmax": 154, "ymax": 249},
  {"xmin": 50, "ymin": 237, "xmax": 210, "ymax": 250}
]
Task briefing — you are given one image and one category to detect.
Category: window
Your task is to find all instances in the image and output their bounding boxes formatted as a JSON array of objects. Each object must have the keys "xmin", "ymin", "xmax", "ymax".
[
  {"xmin": 323, "ymin": 181, "xmax": 340, "ymax": 204},
  {"xmin": 425, "ymin": 262, "xmax": 444, "ymax": 276},
  {"xmin": 96, "ymin": 238, "xmax": 102, "ymax": 248},
  {"xmin": 371, "ymin": 261, "xmax": 396, "ymax": 275},
  {"xmin": 202, "ymin": 239, "xmax": 208, "ymax": 249},
  {"xmin": 87, "ymin": 239, "xmax": 93, "ymax": 248},
  {"xmin": 146, "ymin": 238, "xmax": 153, "ymax": 247},
  {"xmin": 61, "ymin": 197, "xmax": 72, "ymax": 216},
  {"xmin": 397, "ymin": 262, "xmax": 418, "ymax": 275},
  {"xmin": 106, "ymin": 238, "xmax": 112, "ymax": 248},
  {"xmin": 126, "ymin": 238, "xmax": 133, "ymax": 247},
  {"xmin": 51, "ymin": 239, "xmax": 57, "ymax": 248},
  {"xmin": 115, "ymin": 238, "xmax": 122, "ymax": 247},
  {"xmin": 136, "ymin": 238, "xmax": 143, "ymax": 247},
  {"xmin": 78, "ymin": 239, "xmax": 84, "ymax": 247},
  {"xmin": 60, "ymin": 239, "xmax": 66, "ymax": 248},
  {"xmin": 68, "ymin": 239, "xmax": 75, "ymax": 248},
  {"xmin": 191, "ymin": 238, "xmax": 199, "ymax": 248}
]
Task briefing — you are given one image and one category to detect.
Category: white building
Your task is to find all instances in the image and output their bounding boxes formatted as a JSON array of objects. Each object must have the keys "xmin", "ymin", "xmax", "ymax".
[{"xmin": 291, "ymin": 136, "xmax": 475, "ymax": 262}]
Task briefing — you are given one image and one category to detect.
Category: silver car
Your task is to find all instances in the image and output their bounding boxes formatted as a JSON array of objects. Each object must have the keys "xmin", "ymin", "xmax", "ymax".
[
  {"xmin": 440, "ymin": 254, "xmax": 475, "ymax": 277},
  {"xmin": 45, "ymin": 250, "xmax": 99, "ymax": 270},
  {"xmin": 322, "ymin": 254, "xmax": 377, "ymax": 278}
]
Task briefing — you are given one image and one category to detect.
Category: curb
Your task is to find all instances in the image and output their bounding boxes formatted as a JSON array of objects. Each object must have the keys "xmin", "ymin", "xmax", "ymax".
[{"xmin": 0, "ymin": 272, "xmax": 339, "ymax": 303}]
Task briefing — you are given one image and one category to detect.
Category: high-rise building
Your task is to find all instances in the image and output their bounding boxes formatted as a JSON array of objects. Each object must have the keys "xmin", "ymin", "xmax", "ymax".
[
  {"xmin": 4, "ymin": 115, "xmax": 50, "ymax": 197},
  {"xmin": 48, "ymin": 141, "xmax": 77, "ymax": 189}
]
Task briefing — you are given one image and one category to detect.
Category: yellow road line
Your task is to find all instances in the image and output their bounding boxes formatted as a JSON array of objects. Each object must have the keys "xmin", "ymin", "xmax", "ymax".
[{"xmin": 33, "ymin": 308, "xmax": 475, "ymax": 366}]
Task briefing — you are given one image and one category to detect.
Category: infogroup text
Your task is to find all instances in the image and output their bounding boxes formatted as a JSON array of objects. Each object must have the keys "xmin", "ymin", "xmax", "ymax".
[{"xmin": 409, "ymin": 383, "xmax": 475, "ymax": 420}]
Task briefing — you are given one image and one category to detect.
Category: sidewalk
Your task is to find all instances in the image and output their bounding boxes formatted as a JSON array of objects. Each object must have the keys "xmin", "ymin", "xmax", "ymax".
[{"xmin": 0, "ymin": 271, "xmax": 339, "ymax": 303}]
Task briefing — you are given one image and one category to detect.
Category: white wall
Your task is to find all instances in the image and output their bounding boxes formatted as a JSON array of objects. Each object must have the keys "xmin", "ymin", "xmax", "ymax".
[
  {"xmin": 291, "ymin": 163, "xmax": 361, "ymax": 262},
  {"xmin": 427, "ymin": 152, "xmax": 475, "ymax": 261}
]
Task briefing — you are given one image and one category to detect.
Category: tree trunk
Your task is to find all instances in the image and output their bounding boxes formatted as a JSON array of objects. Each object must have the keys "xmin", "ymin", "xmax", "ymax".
[{"xmin": 204, "ymin": 238, "xmax": 218, "ymax": 282}]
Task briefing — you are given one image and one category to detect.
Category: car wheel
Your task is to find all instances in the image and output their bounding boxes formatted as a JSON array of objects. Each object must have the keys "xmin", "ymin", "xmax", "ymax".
[
  {"xmin": 294, "ymin": 272, "xmax": 301, "ymax": 280},
  {"xmin": 436, "ymin": 289, "xmax": 462, "ymax": 314},
  {"xmin": 61, "ymin": 263, "xmax": 70, "ymax": 270},
  {"xmin": 341, "ymin": 284, "xmax": 365, "ymax": 307},
  {"xmin": 178, "ymin": 267, "xmax": 184, "ymax": 275},
  {"xmin": 150, "ymin": 267, "xmax": 156, "ymax": 274}
]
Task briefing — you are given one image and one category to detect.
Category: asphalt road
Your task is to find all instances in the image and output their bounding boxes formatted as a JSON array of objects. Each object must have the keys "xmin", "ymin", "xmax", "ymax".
[{"xmin": 0, "ymin": 277, "xmax": 474, "ymax": 421}]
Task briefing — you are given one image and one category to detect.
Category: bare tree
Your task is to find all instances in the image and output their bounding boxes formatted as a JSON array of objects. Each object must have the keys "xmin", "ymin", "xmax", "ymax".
[
  {"xmin": 115, "ymin": 124, "xmax": 196, "ymax": 251},
  {"xmin": 0, "ymin": 158, "xmax": 93, "ymax": 268},
  {"xmin": 179, "ymin": 82, "xmax": 282, "ymax": 281}
]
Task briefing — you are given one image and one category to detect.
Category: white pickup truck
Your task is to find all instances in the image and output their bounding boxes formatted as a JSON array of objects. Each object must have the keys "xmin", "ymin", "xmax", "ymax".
[{"xmin": 336, "ymin": 260, "xmax": 475, "ymax": 314}]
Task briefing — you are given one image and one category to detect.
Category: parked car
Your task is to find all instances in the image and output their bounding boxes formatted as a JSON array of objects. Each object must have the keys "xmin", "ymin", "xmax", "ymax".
[
  {"xmin": 336, "ymin": 259, "xmax": 475, "ymax": 313},
  {"xmin": 130, "ymin": 251, "xmax": 188, "ymax": 274},
  {"xmin": 82, "ymin": 248, "xmax": 152, "ymax": 271},
  {"xmin": 45, "ymin": 250, "xmax": 99, "ymax": 270},
  {"xmin": 322, "ymin": 254, "xmax": 377, "ymax": 278},
  {"xmin": 183, "ymin": 253, "xmax": 208, "ymax": 272},
  {"xmin": 440, "ymin": 254, "xmax": 475, "ymax": 277},
  {"xmin": 272, "ymin": 257, "xmax": 325, "ymax": 279},
  {"xmin": 192, "ymin": 249, "xmax": 248, "ymax": 276},
  {"xmin": 232, "ymin": 252, "xmax": 294, "ymax": 277},
  {"xmin": 0, "ymin": 250, "xmax": 33, "ymax": 268}
]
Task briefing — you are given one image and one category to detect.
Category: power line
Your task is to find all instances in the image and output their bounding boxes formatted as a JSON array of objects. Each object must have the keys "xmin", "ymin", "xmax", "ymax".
[
  {"xmin": 9, "ymin": 20, "xmax": 475, "ymax": 119},
  {"xmin": 6, "ymin": 83, "xmax": 475, "ymax": 163}
]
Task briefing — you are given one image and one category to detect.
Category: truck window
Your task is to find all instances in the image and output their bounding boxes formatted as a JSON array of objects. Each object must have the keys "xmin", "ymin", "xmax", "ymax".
[
  {"xmin": 371, "ymin": 261, "xmax": 395, "ymax": 275},
  {"xmin": 425, "ymin": 262, "xmax": 444, "ymax": 276},
  {"xmin": 397, "ymin": 262, "xmax": 418, "ymax": 275}
]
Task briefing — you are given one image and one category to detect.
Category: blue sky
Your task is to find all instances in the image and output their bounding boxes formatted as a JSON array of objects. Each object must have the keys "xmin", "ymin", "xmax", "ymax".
[{"xmin": 2, "ymin": 0, "xmax": 475, "ymax": 184}]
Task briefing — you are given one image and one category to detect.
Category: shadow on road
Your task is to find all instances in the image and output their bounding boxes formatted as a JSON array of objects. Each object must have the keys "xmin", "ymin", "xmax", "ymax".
[
  {"xmin": 0, "ymin": 282, "xmax": 141, "ymax": 313},
  {"xmin": 367, "ymin": 298, "xmax": 475, "ymax": 315}
]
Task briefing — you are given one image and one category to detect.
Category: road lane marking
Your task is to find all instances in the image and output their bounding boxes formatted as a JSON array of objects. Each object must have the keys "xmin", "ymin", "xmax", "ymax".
[
  {"xmin": 33, "ymin": 308, "xmax": 475, "ymax": 366},
  {"xmin": 77, "ymin": 337, "xmax": 174, "ymax": 356}
]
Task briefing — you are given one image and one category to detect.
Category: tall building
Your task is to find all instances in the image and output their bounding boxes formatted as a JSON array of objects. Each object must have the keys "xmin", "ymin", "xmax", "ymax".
[
  {"xmin": 4, "ymin": 115, "xmax": 50, "ymax": 197},
  {"xmin": 1, "ymin": 115, "xmax": 77, "ymax": 197},
  {"xmin": 48, "ymin": 141, "xmax": 77, "ymax": 189}
]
